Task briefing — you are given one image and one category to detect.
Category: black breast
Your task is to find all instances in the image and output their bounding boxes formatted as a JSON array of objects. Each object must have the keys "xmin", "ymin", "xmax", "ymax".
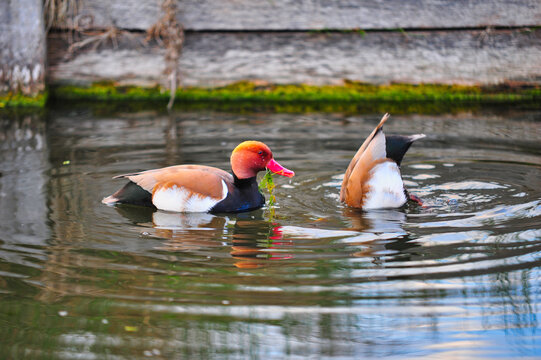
[{"xmin": 210, "ymin": 176, "xmax": 265, "ymax": 213}]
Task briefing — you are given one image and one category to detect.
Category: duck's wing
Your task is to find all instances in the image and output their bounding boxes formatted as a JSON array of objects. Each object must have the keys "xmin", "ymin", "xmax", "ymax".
[
  {"xmin": 103, "ymin": 165, "xmax": 233, "ymax": 212},
  {"xmin": 339, "ymin": 113, "xmax": 390, "ymax": 207},
  {"xmin": 116, "ymin": 165, "xmax": 232, "ymax": 194}
]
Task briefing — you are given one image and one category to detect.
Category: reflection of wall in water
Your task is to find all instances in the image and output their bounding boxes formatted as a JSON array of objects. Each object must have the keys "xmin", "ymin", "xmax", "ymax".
[
  {"xmin": 0, "ymin": 115, "xmax": 50, "ymax": 263},
  {"xmin": 34, "ymin": 112, "xmax": 182, "ymax": 301}
]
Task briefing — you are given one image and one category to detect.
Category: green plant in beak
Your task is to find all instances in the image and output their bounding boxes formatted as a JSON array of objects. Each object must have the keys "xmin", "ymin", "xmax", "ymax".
[{"xmin": 259, "ymin": 169, "xmax": 276, "ymax": 219}]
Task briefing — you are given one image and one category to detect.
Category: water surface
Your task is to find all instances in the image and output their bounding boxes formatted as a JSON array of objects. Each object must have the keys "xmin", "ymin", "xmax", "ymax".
[{"xmin": 1, "ymin": 105, "xmax": 540, "ymax": 359}]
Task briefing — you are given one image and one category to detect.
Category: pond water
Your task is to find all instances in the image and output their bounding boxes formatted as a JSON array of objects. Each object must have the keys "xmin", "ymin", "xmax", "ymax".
[{"xmin": 1, "ymin": 104, "xmax": 540, "ymax": 359}]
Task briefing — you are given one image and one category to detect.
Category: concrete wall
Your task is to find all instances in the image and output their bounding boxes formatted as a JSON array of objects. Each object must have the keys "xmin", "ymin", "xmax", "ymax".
[
  {"xmin": 0, "ymin": 0, "xmax": 45, "ymax": 95},
  {"xmin": 48, "ymin": 30, "xmax": 541, "ymax": 87}
]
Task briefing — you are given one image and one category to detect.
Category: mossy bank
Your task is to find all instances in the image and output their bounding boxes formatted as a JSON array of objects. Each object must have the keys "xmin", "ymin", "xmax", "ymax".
[
  {"xmin": 2, "ymin": 81, "xmax": 540, "ymax": 113},
  {"xmin": 0, "ymin": 92, "xmax": 47, "ymax": 108}
]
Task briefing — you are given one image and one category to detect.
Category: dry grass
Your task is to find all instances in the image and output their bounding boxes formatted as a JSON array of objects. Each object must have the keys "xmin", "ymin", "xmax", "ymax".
[
  {"xmin": 66, "ymin": 27, "xmax": 145, "ymax": 56},
  {"xmin": 43, "ymin": 0, "xmax": 80, "ymax": 31}
]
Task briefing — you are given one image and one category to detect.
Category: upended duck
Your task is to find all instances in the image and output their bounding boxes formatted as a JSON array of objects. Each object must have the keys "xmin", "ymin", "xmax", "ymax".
[
  {"xmin": 102, "ymin": 141, "xmax": 294, "ymax": 213},
  {"xmin": 340, "ymin": 113, "xmax": 425, "ymax": 209}
]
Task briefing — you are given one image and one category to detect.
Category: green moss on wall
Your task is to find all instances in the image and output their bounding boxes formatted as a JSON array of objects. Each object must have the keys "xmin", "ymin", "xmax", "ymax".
[
  {"xmin": 0, "ymin": 92, "xmax": 47, "ymax": 108},
  {"xmin": 4, "ymin": 81, "xmax": 540, "ymax": 111},
  {"xmin": 51, "ymin": 81, "xmax": 541, "ymax": 104}
]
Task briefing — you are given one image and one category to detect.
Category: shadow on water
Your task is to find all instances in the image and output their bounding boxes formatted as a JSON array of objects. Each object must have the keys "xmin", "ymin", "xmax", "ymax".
[{"xmin": 0, "ymin": 105, "xmax": 540, "ymax": 358}]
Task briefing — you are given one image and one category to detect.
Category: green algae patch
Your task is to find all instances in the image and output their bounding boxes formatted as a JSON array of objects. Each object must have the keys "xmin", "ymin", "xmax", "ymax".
[
  {"xmin": 173, "ymin": 81, "xmax": 540, "ymax": 103},
  {"xmin": 53, "ymin": 81, "xmax": 541, "ymax": 102},
  {"xmin": 0, "ymin": 92, "xmax": 47, "ymax": 108},
  {"xmin": 49, "ymin": 81, "xmax": 541, "ymax": 112},
  {"xmin": 52, "ymin": 82, "xmax": 167, "ymax": 102}
]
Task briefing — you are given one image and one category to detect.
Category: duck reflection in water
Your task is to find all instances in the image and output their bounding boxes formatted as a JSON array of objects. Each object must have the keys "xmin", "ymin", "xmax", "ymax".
[
  {"xmin": 272, "ymin": 207, "xmax": 421, "ymax": 269},
  {"xmin": 113, "ymin": 205, "xmax": 294, "ymax": 268},
  {"xmin": 340, "ymin": 207, "xmax": 421, "ymax": 267}
]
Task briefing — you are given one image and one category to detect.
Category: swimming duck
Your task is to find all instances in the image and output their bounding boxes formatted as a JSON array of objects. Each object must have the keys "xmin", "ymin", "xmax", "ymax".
[
  {"xmin": 340, "ymin": 113, "xmax": 425, "ymax": 209},
  {"xmin": 102, "ymin": 141, "xmax": 294, "ymax": 213}
]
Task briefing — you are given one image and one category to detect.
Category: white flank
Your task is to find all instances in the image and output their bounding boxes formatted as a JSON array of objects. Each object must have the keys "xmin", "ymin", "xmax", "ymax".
[
  {"xmin": 152, "ymin": 180, "xmax": 228, "ymax": 213},
  {"xmin": 363, "ymin": 162, "xmax": 407, "ymax": 209},
  {"xmin": 220, "ymin": 179, "xmax": 229, "ymax": 199}
]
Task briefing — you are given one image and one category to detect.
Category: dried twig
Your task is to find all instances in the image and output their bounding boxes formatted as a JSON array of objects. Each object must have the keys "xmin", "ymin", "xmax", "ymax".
[
  {"xmin": 147, "ymin": 0, "xmax": 185, "ymax": 110},
  {"xmin": 44, "ymin": 0, "xmax": 184, "ymax": 109},
  {"xmin": 66, "ymin": 27, "xmax": 140, "ymax": 55}
]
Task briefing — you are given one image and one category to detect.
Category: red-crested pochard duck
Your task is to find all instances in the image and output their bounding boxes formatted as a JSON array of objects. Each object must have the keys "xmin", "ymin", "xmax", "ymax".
[
  {"xmin": 340, "ymin": 113, "xmax": 425, "ymax": 209},
  {"xmin": 102, "ymin": 141, "xmax": 294, "ymax": 213}
]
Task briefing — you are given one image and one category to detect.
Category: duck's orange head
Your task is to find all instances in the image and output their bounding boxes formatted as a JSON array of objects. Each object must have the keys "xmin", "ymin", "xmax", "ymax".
[{"xmin": 230, "ymin": 141, "xmax": 295, "ymax": 179}]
